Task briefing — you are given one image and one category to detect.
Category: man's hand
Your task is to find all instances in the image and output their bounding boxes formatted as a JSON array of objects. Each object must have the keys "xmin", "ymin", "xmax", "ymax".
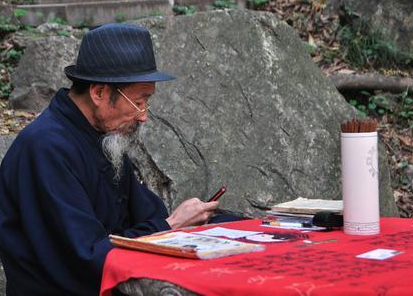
[{"xmin": 166, "ymin": 198, "xmax": 219, "ymax": 229}]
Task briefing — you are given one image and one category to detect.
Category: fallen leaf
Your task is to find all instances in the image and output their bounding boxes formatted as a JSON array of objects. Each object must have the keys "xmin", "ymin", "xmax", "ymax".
[
  {"xmin": 6, "ymin": 120, "xmax": 18, "ymax": 126},
  {"xmin": 15, "ymin": 110, "xmax": 35, "ymax": 118},
  {"xmin": 398, "ymin": 135, "xmax": 413, "ymax": 147},
  {"xmin": 308, "ymin": 34, "xmax": 316, "ymax": 47},
  {"xmin": 312, "ymin": 55, "xmax": 323, "ymax": 63},
  {"xmin": 0, "ymin": 127, "xmax": 9, "ymax": 135}
]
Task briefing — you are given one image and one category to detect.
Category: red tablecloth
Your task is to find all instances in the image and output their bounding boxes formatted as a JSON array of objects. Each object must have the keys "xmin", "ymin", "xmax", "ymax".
[{"xmin": 100, "ymin": 218, "xmax": 413, "ymax": 296}]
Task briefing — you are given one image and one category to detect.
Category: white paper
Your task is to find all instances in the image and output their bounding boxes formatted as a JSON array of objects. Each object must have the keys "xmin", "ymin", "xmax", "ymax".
[
  {"xmin": 271, "ymin": 197, "xmax": 343, "ymax": 214},
  {"xmin": 356, "ymin": 248, "xmax": 402, "ymax": 260},
  {"xmin": 150, "ymin": 232, "xmax": 252, "ymax": 252},
  {"xmin": 261, "ymin": 224, "xmax": 326, "ymax": 231},
  {"xmin": 192, "ymin": 227, "xmax": 261, "ymax": 239}
]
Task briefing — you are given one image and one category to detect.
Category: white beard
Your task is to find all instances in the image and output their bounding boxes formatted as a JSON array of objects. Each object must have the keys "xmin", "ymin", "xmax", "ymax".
[{"xmin": 101, "ymin": 129, "xmax": 135, "ymax": 182}]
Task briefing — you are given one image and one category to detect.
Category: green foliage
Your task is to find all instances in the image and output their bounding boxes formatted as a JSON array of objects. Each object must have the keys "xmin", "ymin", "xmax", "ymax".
[
  {"xmin": 247, "ymin": 0, "xmax": 269, "ymax": 8},
  {"xmin": 13, "ymin": 8, "xmax": 27, "ymax": 18},
  {"xmin": 212, "ymin": 0, "xmax": 237, "ymax": 9},
  {"xmin": 73, "ymin": 20, "xmax": 91, "ymax": 29},
  {"xmin": 172, "ymin": 5, "xmax": 196, "ymax": 15},
  {"xmin": 0, "ymin": 83, "xmax": 11, "ymax": 98},
  {"xmin": 306, "ymin": 44, "xmax": 314, "ymax": 54},
  {"xmin": 35, "ymin": 12, "xmax": 44, "ymax": 19},
  {"xmin": 0, "ymin": 50, "xmax": 22, "ymax": 99},
  {"xmin": 349, "ymin": 91, "xmax": 393, "ymax": 119},
  {"xmin": 0, "ymin": 17, "xmax": 20, "ymax": 37},
  {"xmin": 338, "ymin": 7, "xmax": 413, "ymax": 69},
  {"xmin": 5, "ymin": 49, "xmax": 22, "ymax": 61},
  {"xmin": 0, "ymin": 63, "xmax": 12, "ymax": 98},
  {"xmin": 49, "ymin": 17, "xmax": 68, "ymax": 25},
  {"xmin": 0, "ymin": 5, "xmax": 34, "ymax": 101},
  {"xmin": 348, "ymin": 89, "xmax": 413, "ymax": 127},
  {"xmin": 396, "ymin": 90, "xmax": 413, "ymax": 124},
  {"xmin": 115, "ymin": 13, "xmax": 127, "ymax": 23},
  {"xmin": 57, "ymin": 29, "xmax": 71, "ymax": 37},
  {"xmin": 0, "ymin": 18, "xmax": 27, "ymax": 100}
]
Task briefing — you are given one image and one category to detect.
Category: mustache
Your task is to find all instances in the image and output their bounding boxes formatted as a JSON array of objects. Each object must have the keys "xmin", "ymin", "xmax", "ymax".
[{"xmin": 117, "ymin": 122, "xmax": 140, "ymax": 135}]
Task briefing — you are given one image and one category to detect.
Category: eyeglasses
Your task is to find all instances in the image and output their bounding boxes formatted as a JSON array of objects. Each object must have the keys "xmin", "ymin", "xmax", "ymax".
[{"xmin": 116, "ymin": 88, "xmax": 150, "ymax": 116}]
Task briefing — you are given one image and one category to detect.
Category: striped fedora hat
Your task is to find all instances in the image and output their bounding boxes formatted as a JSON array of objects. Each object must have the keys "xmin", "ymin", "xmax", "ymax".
[{"xmin": 64, "ymin": 23, "xmax": 175, "ymax": 83}]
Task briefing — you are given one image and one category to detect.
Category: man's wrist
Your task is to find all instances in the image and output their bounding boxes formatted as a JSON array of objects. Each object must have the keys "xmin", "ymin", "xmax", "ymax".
[{"xmin": 166, "ymin": 216, "xmax": 177, "ymax": 229}]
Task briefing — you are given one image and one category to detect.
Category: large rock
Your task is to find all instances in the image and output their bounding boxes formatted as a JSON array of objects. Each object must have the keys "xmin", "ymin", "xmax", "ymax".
[
  {"xmin": 8, "ymin": 10, "xmax": 398, "ymax": 217},
  {"xmin": 326, "ymin": 0, "xmax": 413, "ymax": 53},
  {"xmin": 129, "ymin": 10, "xmax": 398, "ymax": 217},
  {"xmin": 119, "ymin": 278, "xmax": 196, "ymax": 296},
  {"xmin": 9, "ymin": 34, "xmax": 79, "ymax": 112}
]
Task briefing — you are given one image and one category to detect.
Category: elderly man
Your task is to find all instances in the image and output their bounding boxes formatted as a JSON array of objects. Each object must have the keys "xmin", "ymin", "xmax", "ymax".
[{"xmin": 0, "ymin": 23, "xmax": 226, "ymax": 296}]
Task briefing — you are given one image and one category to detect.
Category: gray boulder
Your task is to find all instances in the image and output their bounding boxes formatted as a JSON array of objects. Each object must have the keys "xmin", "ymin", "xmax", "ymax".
[
  {"xmin": 9, "ymin": 34, "xmax": 79, "ymax": 112},
  {"xmin": 129, "ymin": 10, "xmax": 398, "ymax": 217},
  {"xmin": 7, "ymin": 10, "xmax": 398, "ymax": 217}
]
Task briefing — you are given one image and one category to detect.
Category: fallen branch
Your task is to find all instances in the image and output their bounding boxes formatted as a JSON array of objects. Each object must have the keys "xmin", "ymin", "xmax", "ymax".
[{"xmin": 329, "ymin": 73, "xmax": 413, "ymax": 93}]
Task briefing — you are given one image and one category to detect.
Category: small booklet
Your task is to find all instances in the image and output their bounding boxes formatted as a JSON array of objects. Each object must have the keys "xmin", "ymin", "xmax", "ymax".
[
  {"xmin": 270, "ymin": 197, "xmax": 343, "ymax": 215},
  {"xmin": 110, "ymin": 231, "xmax": 265, "ymax": 260}
]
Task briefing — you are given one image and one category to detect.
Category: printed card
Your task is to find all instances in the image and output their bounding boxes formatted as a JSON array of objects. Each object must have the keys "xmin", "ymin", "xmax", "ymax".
[{"xmin": 356, "ymin": 248, "xmax": 403, "ymax": 260}]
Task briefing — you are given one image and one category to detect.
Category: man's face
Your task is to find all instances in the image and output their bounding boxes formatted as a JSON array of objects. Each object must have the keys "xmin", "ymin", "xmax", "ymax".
[
  {"xmin": 97, "ymin": 82, "xmax": 155, "ymax": 181},
  {"xmin": 95, "ymin": 82, "xmax": 155, "ymax": 134}
]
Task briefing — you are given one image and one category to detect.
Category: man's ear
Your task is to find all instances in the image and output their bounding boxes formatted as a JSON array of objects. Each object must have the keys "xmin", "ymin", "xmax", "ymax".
[{"xmin": 89, "ymin": 84, "xmax": 108, "ymax": 106}]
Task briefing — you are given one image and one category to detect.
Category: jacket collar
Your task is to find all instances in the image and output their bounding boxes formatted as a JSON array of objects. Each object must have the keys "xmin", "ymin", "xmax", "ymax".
[{"xmin": 49, "ymin": 88, "xmax": 104, "ymax": 144}]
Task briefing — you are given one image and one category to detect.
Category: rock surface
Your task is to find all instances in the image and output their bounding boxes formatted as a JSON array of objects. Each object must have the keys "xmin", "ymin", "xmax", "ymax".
[
  {"xmin": 8, "ymin": 10, "xmax": 399, "ymax": 217},
  {"xmin": 9, "ymin": 34, "xmax": 79, "ymax": 112},
  {"xmin": 119, "ymin": 278, "xmax": 198, "ymax": 296},
  {"xmin": 129, "ymin": 10, "xmax": 398, "ymax": 217},
  {"xmin": 0, "ymin": 135, "xmax": 15, "ymax": 161}
]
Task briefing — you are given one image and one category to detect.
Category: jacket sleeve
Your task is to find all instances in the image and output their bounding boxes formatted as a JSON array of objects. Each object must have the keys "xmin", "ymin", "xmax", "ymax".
[
  {"xmin": 119, "ymin": 159, "xmax": 171, "ymax": 238},
  {"xmin": 6, "ymin": 134, "xmax": 114, "ymax": 295}
]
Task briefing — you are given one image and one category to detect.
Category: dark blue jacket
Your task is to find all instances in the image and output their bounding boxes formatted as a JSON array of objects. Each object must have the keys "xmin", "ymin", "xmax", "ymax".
[{"xmin": 0, "ymin": 88, "xmax": 171, "ymax": 296}]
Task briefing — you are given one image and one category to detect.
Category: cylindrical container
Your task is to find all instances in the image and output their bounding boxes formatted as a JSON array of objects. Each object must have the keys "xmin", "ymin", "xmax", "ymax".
[{"xmin": 341, "ymin": 132, "xmax": 380, "ymax": 235}]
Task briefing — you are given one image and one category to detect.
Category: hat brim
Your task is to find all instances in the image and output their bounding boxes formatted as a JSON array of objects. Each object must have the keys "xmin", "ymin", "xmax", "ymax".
[{"xmin": 64, "ymin": 65, "xmax": 176, "ymax": 83}]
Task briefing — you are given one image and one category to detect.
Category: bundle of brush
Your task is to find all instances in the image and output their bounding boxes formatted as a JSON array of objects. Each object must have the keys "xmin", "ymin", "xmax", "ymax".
[
  {"xmin": 340, "ymin": 117, "xmax": 380, "ymax": 235},
  {"xmin": 340, "ymin": 118, "xmax": 378, "ymax": 133}
]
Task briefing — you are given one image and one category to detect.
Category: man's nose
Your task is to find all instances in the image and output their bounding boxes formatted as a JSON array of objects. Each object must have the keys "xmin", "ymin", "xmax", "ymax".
[{"xmin": 136, "ymin": 113, "xmax": 148, "ymax": 122}]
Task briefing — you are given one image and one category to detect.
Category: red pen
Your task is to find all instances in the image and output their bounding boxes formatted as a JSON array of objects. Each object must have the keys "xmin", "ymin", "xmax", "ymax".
[{"xmin": 208, "ymin": 187, "xmax": 226, "ymax": 202}]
